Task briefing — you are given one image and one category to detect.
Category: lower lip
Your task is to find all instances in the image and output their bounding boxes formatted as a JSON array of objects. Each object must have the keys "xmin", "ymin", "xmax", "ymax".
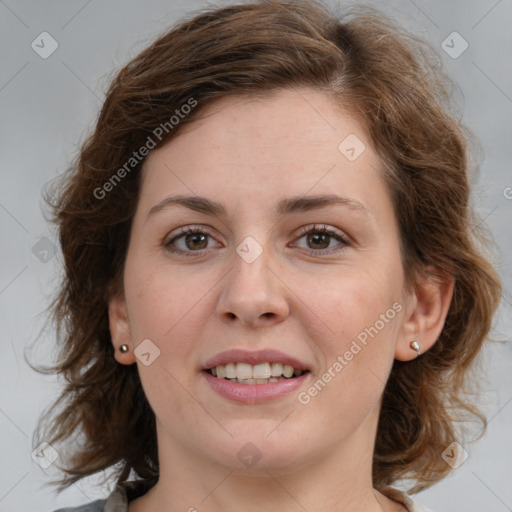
[{"xmin": 202, "ymin": 371, "xmax": 309, "ymax": 404}]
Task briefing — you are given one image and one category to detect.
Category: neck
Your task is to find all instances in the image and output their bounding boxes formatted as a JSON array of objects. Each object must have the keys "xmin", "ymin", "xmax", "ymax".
[{"xmin": 129, "ymin": 407, "xmax": 404, "ymax": 512}]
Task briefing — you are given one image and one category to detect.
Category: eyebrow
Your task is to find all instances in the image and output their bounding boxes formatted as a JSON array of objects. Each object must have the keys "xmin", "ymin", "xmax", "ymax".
[{"xmin": 146, "ymin": 194, "xmax": 371, "ymax": 219}]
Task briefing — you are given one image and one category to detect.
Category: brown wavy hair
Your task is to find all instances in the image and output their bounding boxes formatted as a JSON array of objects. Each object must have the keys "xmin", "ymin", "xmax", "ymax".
[{"xmin": 32, "ymin": 0, "xmax": 502, "ymax": 495}]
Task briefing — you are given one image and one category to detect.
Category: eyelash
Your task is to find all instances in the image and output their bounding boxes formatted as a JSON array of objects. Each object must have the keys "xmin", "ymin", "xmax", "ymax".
[{"xmin": 164, "ymin": 224, "xmax": 350, "ymax": 258}]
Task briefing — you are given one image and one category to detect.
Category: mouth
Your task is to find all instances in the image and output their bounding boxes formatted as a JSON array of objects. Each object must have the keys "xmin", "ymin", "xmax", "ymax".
[
  {"xmin": 205, "ymin": 362, "xmax": 309, "ymax": 385},
  {"xmin": 201, "ymin": 349, "xmax": 311, "ymax": 403}
]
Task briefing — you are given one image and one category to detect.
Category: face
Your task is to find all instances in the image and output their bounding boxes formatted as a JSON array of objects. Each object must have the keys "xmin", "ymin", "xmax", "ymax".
[{"xmin": 112, "ymin": 88, "xmax": 413, "ymax": 474}]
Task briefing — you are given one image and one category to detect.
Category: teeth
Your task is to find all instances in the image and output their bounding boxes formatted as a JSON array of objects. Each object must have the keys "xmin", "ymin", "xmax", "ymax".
[
  {"xmin": 209, "ymin": 362, "xmax": 305, "ymax": 382},
  {"xmin": 270, "ymin": 362, "xmax": 283, "ymax": 377},
  {"xmin": 236, "ymin": 362, "xmax": 253, "ymax": 380},
  {"xmin": 283, "ymin": 365, "xmax": 294, "ymax": 378},
  {"xmin": 253, "ymin": 363, "xmax": 271, "ymax": 379},
  {"xmin": 225, "ymin": 363, "xmax": 236, "ymax": 379}
]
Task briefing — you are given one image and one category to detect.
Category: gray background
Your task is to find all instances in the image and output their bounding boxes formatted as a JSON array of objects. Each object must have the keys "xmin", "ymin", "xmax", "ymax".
[{"xmin": 0, "ymin": 0, "xmax": 510, "ymax": 510}]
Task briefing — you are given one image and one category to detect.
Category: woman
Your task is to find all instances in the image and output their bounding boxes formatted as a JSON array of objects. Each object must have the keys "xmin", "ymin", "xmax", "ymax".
[{"xmin": 34, "ymin": 1, "xmax": 501, "ymax": 511}]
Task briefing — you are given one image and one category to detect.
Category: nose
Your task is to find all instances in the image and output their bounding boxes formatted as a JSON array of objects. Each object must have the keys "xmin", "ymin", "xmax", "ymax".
[{"xmin": 216, "ymin": 245, "xmax": 290, "ymax": 328}]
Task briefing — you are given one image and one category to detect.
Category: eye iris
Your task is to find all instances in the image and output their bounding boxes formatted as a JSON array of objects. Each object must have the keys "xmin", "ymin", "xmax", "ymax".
[
  {"xmin": 186, "ymin": 233, "xmax": 208, "ymax": 250},
  {"xmin": 308, "ymin": 232, "xmax": 330, "ymax": 250}
]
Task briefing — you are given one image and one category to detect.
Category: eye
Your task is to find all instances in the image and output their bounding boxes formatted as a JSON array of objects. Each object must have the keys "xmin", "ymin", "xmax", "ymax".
[
  {"xmin": 164, "ymin": 224, "xmax": 349, "ymax": 258},
  {"xmin": 292, "ymin": 224, "xmax": 349, "ymax": 255},
  {"xmin": 164, "ymin": 226, "xmax": 220, "ymax": 256}
]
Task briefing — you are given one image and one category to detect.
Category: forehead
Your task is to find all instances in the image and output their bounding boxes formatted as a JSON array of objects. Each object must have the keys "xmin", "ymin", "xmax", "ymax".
[
  {"xmin": 154, "ymin": 89, "xmax": 363, "ymax": 163},
  {"xmin": 139, "ymin": 88, "xmax": 390, "ymax": 220}
]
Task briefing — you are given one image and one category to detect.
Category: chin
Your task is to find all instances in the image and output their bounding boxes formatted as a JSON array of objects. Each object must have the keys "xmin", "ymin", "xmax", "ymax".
[{"xmin": 203, "ymin": 429, "xmax": 311, "ymax": 475}]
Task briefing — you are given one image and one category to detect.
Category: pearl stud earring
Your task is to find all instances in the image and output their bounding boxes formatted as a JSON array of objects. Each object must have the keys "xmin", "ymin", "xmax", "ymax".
[{"xmin": 410, "ymin": 340, "xmax": 421, "ymax": 355}]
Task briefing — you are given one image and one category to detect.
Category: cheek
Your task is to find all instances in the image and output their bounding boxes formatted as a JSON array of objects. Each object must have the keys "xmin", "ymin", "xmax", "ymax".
[
  {"xmin": 123, "ymin": 267, "xmax": 210, "ymax": 421},
  {"xmin": 295, "ymin": 262, "xmax": 403, "ymax": 407},
  {"xmin": 125, "ymin": 255, "xmax": 179, "ymax": 334},
  {"xmin": 294, "ymin": 286, "xmax": 399, "ymax": 441},
  {"xmin": 124, "ymin": 259, "xmax": 219, "ymax": 371},
  {"xmin": 301, "ymin": 262, "xmax": 402, "ymax": 346}
]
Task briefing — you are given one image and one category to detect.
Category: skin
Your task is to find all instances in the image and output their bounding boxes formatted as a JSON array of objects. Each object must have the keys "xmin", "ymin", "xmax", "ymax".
[{"xmin": 109, "ymin": 88, "xmax": 454, "ymax": 512}]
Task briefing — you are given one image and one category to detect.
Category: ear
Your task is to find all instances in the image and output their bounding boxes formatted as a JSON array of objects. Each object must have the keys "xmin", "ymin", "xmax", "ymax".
[
  {"xmin": 108, "ymin": 292, "xmax": 136, "ymax": 365},
  {"xmin": 395, "ymin": 267, "xmax": 455, "ymax": 361}
]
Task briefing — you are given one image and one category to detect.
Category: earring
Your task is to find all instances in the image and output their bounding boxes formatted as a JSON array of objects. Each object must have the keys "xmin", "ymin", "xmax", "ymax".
[
  {"xmin": 410, "ymin": 340, "xmax": 421, "ymax": 356},
  {"xmin": 119, "ymin": 344, "xmax": 129, "ymax": 353}
]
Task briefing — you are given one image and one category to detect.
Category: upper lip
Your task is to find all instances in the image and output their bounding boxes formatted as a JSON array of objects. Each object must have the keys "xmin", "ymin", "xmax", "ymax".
[{"xmin": 202, "ymin": 349, "xmax": 310, "ymax": 371}]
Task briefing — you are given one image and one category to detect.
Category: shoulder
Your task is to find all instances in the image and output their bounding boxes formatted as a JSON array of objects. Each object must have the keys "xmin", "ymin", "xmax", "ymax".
[
  {"xmin": 52, "ymin": 479, "xmax": 154, "ymax": 512},
  {"xmin": 52, "ymin": 500, "xmax": 106, "ymax": 512},
  {"xmin": 381, "ymin": 486, "xmax": 433, "ymax": 512},
  {"xmin": 408, "ymin": 501, "xmax": 433, "ymax": 512},
  {"xmin": 400, "ymin": 493, "xmax": 432, "ymax": 512}
]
